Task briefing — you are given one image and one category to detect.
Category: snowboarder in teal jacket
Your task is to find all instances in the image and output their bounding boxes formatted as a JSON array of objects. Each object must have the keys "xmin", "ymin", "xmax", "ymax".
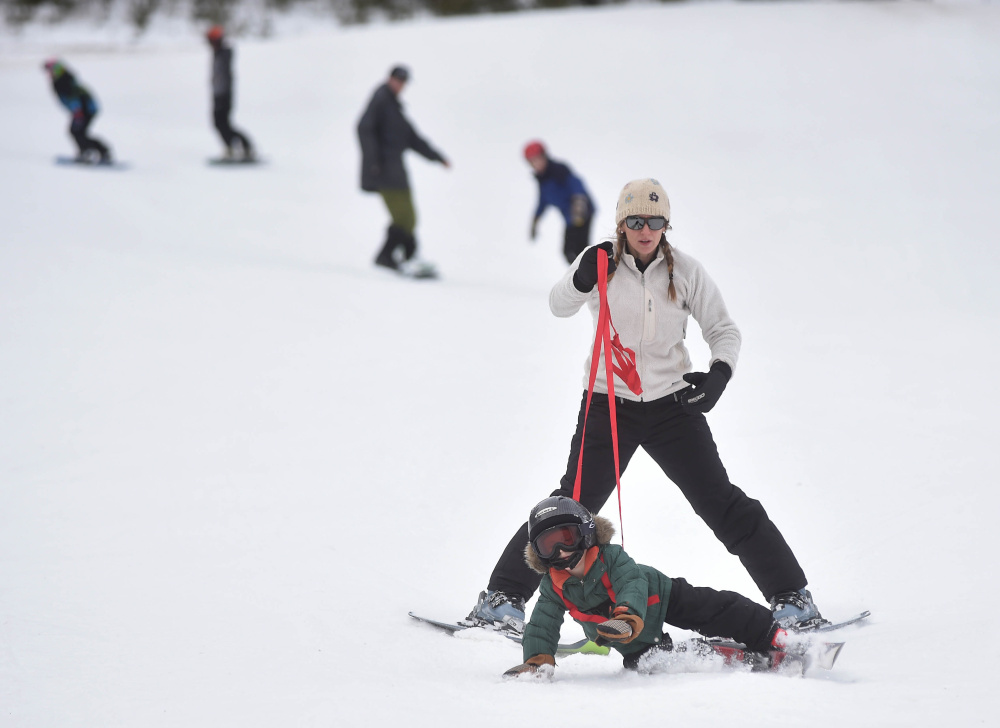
[
  {"xmin": 43, "ymin": 59, "xmax": 112, "ymax": 163},
  {"xmin": 506, "ymin": 496, "xmax": 785, "ymax": 677}
]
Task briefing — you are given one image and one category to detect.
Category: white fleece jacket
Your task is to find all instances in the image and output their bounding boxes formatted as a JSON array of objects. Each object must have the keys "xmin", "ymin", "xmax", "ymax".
[{"xmin": 549, "ymin": 245, "xmax": 742, "ymax": 403}]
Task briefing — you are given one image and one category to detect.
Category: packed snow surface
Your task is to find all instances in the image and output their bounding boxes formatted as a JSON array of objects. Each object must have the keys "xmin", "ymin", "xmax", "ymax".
[{"xmin": 2, "ymin": 2, "xmax": 999, "ymax": 725}]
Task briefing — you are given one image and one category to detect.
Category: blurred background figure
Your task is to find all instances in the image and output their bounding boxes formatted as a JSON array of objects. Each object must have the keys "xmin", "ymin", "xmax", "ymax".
[
  {"xmin": 43, "ymin": 58, "xmax": 112, "ymax": 164},
  {"xmin": 357, "ymin": 65, "xmax": 450, "ymax": 279},
  {"xmin": 206, "ymin": 25, "xmax": 255, "ymax": 162},
  {"xmin": 524, "ymin": 140, "xmax": 594, "ymax": 264}
]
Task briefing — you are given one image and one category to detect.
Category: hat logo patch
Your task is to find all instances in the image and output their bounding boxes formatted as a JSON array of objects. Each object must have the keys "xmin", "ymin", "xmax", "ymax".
[{"xmin": 649, "ymin": 192, "xmax": 659, "ymax": 202}]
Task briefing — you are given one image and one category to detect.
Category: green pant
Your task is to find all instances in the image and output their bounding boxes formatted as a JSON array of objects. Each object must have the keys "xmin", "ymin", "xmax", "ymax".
[{"xmin": 378, "ymin": 189, "xmax": 416, "ymax": 235}]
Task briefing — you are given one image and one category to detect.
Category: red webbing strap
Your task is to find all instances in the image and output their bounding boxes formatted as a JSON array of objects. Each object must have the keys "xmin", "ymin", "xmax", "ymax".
[
  {"xmin": 552, "ymin": 554, "xmax": 659, "ymax": 622},
  {"xmin": 601, "ymin": 572, "xmax": 615, "ymax": 601},
  {"xmin": 551, "ymin": 580, "xmax": 607, "ymax": 624},
  {"xmin": 571, "ymin": 250, "xmax": 642, "ymax": 549}
]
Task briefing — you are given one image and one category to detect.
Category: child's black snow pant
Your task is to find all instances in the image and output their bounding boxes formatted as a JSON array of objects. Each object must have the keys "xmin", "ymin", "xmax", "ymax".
[
  {"xmin": 622, "ymin": 577, "xmax": 778, "ymax": 669},
  {"xmin": 488, "ymin": 391, "xmax": 808, "ymax": 602}
]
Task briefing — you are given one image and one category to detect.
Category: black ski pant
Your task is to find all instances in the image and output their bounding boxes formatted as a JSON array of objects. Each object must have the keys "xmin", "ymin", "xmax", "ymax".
[
  {"xmin": 213, "ymin": 94, "xmax": 253, "ymax": 152},
  {"xmin": 69, "ymin": 113, "xmax": 109, "ymax": 157},
  {"xmin": 563, "ymin": 215, "xmax": 592, "ymax": 264},
  {"xmin": 664, "ymin": 577, "xmax": 776, "ymax": 653},
  {"xmin": 487, "ymin": 391, "xmax": 807, "ymax": 602},
  {"xmin": 375, "ymin": 223, "xmax": 417, "ymax": 267}
]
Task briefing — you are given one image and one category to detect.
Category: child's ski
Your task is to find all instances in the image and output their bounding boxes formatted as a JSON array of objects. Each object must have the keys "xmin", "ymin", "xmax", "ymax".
[
  {"xmin": 696, "ymin": 636, "xmax": 844, "ymax": 672},
  {"xmin": 408, "ymin": 612, "xmax": 609, "ymax": 656},
  {"xmin": 639, "ymin": 635, "xmax": 845, "ymax": 675}
]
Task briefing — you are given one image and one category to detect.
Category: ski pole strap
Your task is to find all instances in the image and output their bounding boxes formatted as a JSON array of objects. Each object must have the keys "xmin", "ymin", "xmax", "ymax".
[{"xmin": 571, "ymin": 249, "xmax": 642, "ymax": 549}]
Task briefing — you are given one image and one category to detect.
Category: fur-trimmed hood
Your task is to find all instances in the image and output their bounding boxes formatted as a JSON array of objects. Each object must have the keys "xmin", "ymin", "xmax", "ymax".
[{"xmin": 523, "ymin": 515, "xmax": 616, "ymax": 575}]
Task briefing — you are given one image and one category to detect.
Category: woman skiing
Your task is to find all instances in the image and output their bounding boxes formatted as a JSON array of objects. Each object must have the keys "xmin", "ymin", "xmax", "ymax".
[{"xmin": 471, "ymin": 178, "xmax": 825, "ymax": 632}]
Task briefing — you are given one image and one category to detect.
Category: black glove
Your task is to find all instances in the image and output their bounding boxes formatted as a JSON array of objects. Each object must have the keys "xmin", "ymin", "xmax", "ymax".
[
  {"xmin": 680, "ymin": 361, "xmax": 732, "ymax": 414},
  {"xmin": 572, "ymin": 241, "xmax": 617, "ymax": 293}
]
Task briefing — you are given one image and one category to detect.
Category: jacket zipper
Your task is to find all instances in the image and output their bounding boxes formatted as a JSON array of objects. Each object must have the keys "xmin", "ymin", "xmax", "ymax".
[{"xmin": 639, "ymin": 271, "xmax": 647, "ymax": 401}]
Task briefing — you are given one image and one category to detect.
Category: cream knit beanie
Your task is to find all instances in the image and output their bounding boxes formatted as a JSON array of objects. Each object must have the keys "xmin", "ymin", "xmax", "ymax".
[{"xmin": 615, "ymin": 178, "xmax": 671, "ymax": 225}]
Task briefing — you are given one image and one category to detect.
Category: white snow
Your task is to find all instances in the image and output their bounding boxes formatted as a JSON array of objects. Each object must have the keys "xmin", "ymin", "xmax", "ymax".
[{"xmin": 2, "ymin": 2, "xmax": 999, "ymax": 725}]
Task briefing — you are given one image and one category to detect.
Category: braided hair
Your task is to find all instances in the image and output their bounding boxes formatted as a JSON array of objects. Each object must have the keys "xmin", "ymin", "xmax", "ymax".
[{"xmin": 607, "ymin": 230, "xmax": 677, "ymax": 301}]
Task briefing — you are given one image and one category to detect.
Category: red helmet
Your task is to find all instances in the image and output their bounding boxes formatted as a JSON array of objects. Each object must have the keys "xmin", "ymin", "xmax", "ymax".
[
  {"xmin": 523, "ymin": 140, "xmax": 546, "ymax": 160},
  {"xmin": 206, "ymin": 25, "xmax": 224, "ymax": 42}
]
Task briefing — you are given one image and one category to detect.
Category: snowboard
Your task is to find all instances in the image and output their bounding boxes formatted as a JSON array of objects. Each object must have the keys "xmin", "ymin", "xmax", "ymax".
[
  {"xmin": 207, "ymin": 156, "xmax": 266, "ymax": 167},
  {"xmin": 55, "ymin": 155, "xmax": 129, "ymax": 170},
  {"xmin": 408, "ymin": 612, "xmax": 610, "ymax": 656},
  {"xmin": 375, "ymin": 261, "xmax": 439, "ymax": 280}
]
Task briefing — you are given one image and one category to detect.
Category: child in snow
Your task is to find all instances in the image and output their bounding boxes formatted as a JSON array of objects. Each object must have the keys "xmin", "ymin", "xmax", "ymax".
[
  {"xmin": 504, "ymin": 496, "xmax": 790, "ymax": 678},
  {"xmin": 523, "ymin": 140, "xmax": 594, "ymax": 264}
]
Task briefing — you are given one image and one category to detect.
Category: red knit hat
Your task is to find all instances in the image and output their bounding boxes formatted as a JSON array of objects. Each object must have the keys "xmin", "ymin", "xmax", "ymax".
[
  {"xmin": 523, "ymin": 140, "xmax": 546, "ymax": 160},
  {"xmin": 206, "ymin": 25, "xmax": 224, "ymax": 42}
]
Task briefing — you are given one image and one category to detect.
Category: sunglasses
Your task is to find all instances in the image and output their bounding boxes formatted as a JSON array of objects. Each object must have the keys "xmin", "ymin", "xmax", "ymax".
[
  {"xmin": 624, "ymin": 216, "xmax": 670, "ymax": 231},
  {"xmin": 532, "ymin": 524, "xmax": 584, "ymax": 559}
]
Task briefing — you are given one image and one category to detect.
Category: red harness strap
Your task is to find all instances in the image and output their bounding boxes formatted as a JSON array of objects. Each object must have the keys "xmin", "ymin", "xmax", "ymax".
[
  {"xmin": 550, "ymin": 553, "xmax": 660, "ymax": 624},
  {"xmin": 572, "ymin": 250, "xmax": 643, "ymax": 547}
]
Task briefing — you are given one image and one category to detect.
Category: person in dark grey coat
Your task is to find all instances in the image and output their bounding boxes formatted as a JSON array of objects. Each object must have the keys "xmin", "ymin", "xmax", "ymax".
[
  {"xmin": 357, "ymin": 66, "xmax": 450, "ymax": 277},
  {"xmin": 206, "ymin": 26, "xmax": 255, "ymax": 161}
]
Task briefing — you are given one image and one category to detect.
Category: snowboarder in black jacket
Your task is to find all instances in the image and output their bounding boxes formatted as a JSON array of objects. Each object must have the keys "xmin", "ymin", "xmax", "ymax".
[
  {"xmin": 206, "ymin": 26, "xmax": 255, "ymax": 162},
  {"xmin": 357, "ymin": 66, "xmax": 450, "ymax": 278},
  {"xmin": 43, "ymin": 59, "xmax": 112, "ymax": 163}
]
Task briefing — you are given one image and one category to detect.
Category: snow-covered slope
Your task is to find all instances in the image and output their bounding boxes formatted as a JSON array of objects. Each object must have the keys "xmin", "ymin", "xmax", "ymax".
[{"xmin": 2, "ymin": 3, "xmax": 998, "ymax": 725}]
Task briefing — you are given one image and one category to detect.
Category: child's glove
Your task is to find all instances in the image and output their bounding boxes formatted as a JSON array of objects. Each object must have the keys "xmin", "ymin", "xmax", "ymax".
[
  {"xmin": 570, "ymin": 194, "xmax": 590, "ymax": 226},
  {"xmin": 503, "ymin": 653, "xmax": 555, "ymax": 679},
  {"xmin": 596, "ymin": 607, "xmax": 644, "ymax": 644}
]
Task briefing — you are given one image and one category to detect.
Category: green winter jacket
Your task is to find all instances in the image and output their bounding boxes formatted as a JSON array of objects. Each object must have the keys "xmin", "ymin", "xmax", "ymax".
[{"xmin": 521, "ymin": 517, "xmax": 673, "ymax": 660}]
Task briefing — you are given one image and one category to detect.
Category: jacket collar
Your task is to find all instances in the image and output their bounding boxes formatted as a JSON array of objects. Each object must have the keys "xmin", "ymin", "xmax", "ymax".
[
  {"xmin": 548, "ymin": 546, "xmax": 601, "ymax": 588},
  {"xmin": 620, "ymin": 246, "xmax": 664, "ymax": 274}
]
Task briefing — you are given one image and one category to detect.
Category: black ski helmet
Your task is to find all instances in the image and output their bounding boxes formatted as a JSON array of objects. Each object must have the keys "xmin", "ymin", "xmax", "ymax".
[{"xmin": 527, "ymin": 496, "xmax": 598, "ymax": 568}]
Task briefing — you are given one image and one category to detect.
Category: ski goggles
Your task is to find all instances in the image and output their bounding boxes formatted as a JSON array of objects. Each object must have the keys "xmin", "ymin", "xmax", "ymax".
[
  {"xmin": 624, "ymin": 215, "xmax": 670, "ymax": 231},
  {"xmin": 532, "ymin": 524, "xmax": 584, "ymax": 560}
]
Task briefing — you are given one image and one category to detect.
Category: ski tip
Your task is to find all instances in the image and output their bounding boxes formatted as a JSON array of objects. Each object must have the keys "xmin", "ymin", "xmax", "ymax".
[
  {"xmin": 555, "ymin": 639, "xmax": 611, "ymax": 656},
  {"xmin": 813, "ymin": 641, "xmax": 846, "ymax": 670},
  {"xmin": 577, "ymin": 640, "xmax": 612, "ymax": 656}
]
